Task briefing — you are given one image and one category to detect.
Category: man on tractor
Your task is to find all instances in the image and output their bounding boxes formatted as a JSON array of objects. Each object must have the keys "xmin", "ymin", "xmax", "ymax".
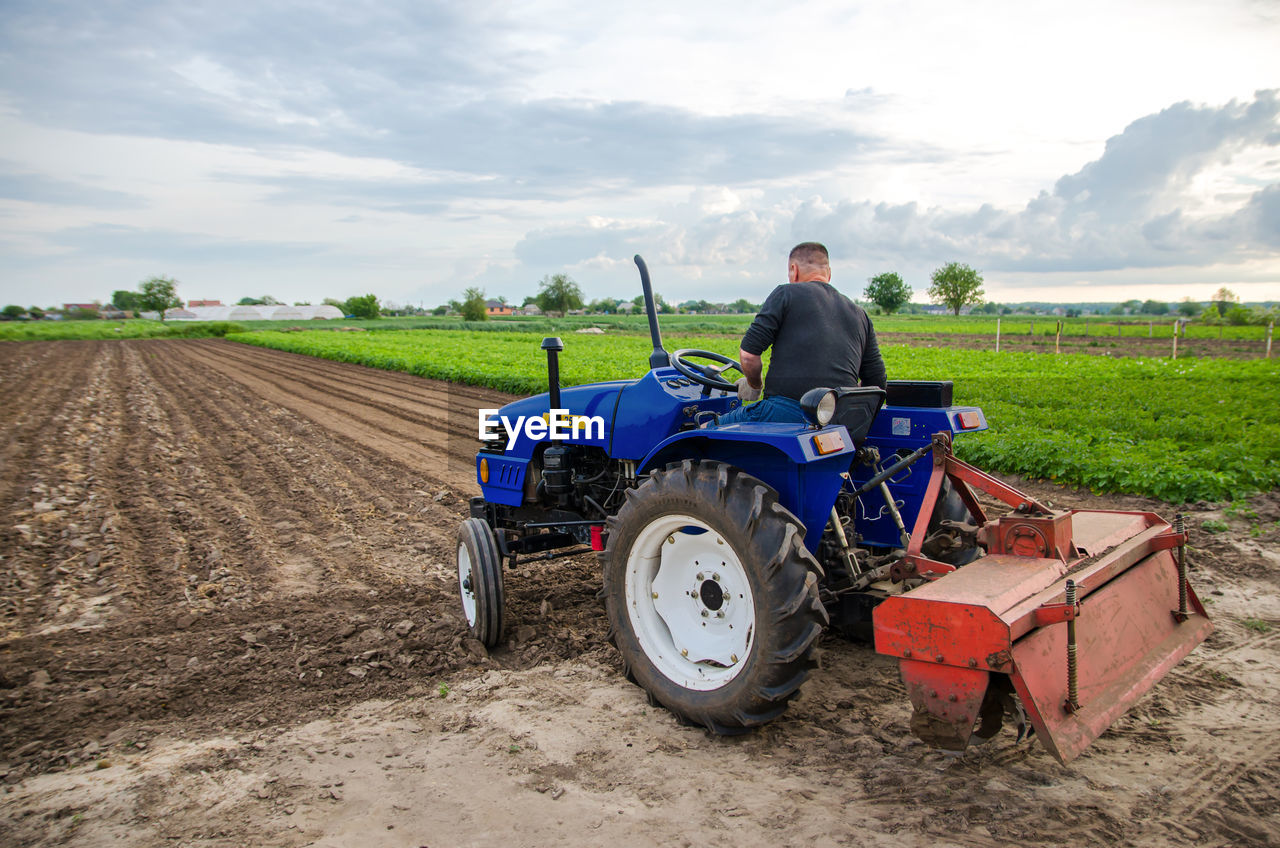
[{"xmin": 716, "ymin": 241, "xmax": 887, "ymax": 425}]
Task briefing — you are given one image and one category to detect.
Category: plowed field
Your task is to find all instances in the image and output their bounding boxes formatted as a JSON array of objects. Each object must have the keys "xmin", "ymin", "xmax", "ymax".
[{"xmin": 2, "ymin": 339, "xmax": 1277, "ymax": 847}]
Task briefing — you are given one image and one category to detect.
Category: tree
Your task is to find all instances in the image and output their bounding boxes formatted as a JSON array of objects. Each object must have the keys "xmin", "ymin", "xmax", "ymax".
[
  {"xmin": 536, "ymin": 273, "xmax": 584, "ymax": 317},
  {"xmin": 927, "ymin": 263, "xmax": 984, "ymax": 316},
  {"xmin": 630, "ymin": 292, "xmax": 672, "ymax": 314},
  {"xmin": 1140, "ymin": 299, "xmax": 1170, "ymax": 315},
  {"xmin": 111, "ymin": 290, "xmax": 142, "ymax": 312},
  {"xmin": 1226, "ymin": 305, "xmax": 1256, "ymax": 326},
  {"xmin": 863, "ymin": 272, "xmax": 913, "ymax": 315},
  {"xmin": 237, "ymin": 296, "xmax": 263, "ymax": 305},
  {"xmin": 461, "ymin": 287, "xmax": 488, "ymax": 321},
  {"xmin": 1176, "ymin": 297, "xmax": 1200, "ymax": 317},
  {"xmin": 1210, "ymin": 287, "xmax": 1239, "ymax": 316},
  {"xmin": 431, "ymin": 304, "xmax": 448, "ymax": 316},
  {"xmin": 729, "ymin": 298, "xmax": 758, "ymax": 314},
  {"xmin": 322, "ymin": 297, "xmax": 346, "ymax": 309},
  {"xmin": 342, "ymin": 294, "xmax": 381, "ymax": 319},
  {"xmin": 2, "ymin": 305, "xmax": 25, "ymax": 320},
  {"xmin": 138, "ymin": 276, "xmax": 182, "ymax": 321},
  {"xmin": 28, "ymin": 306, "xmax": 45, "ymax": 320}
]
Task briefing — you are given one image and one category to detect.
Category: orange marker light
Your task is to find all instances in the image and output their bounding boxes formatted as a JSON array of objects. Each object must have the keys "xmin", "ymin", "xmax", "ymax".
[
  {"xmin": 813, "ymin": 431, "xmax": 846, "ymax": 455},
  {"xmin": 479, "ymin": 457, "xmax": 490, "ymax": 483},
  {"xmin": 956, "ymin": 411, "xmax": 982, "ymax": 430}
]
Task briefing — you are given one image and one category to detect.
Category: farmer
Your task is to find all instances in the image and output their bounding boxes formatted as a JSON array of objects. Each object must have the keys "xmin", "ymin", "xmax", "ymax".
[{"xmin": 716, "ymin": 241, "xmax": 886, "ymax": 425}]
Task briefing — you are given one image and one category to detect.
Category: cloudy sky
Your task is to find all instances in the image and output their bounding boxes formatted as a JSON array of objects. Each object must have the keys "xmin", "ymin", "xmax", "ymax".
[{"xmin": 1, "ymin": 0, "xmax": 1277, "ymax": 309}]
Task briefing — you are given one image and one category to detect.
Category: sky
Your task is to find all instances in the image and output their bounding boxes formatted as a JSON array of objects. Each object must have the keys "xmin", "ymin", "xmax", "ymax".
[{"xmin": 0, "ymin": 0, "xmax": 1277, "ymax": 310}]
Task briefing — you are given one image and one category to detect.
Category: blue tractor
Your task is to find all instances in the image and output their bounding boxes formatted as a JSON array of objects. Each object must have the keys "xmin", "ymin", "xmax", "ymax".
[{"xmin": 457, "ymin": 257, "xmax": 1210, "ymax": 763}]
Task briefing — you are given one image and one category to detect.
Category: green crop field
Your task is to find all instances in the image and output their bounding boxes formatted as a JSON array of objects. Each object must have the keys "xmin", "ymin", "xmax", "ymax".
[
  {"xmin": 0, "ymin": 320, "xmax": 248, "ymax": 341},
  {"xmin": 3, "ymin": 309, "xmax": 1270, "ymax": 342},
  {"xmin": 229, "ymin": 328, "xmax": 1280, "ymax": 503}
]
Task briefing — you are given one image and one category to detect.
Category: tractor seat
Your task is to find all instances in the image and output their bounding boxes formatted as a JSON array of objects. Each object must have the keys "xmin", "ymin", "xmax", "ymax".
[{"xmin": 832, "ymin": 387, "xmax": 886, "ymax": 444}]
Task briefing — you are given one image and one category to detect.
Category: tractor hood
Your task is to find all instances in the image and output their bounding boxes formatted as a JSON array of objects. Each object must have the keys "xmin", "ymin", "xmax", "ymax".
[{"xmin": 484, "ymin": 381, "xmax": 630, "ymax": 456}]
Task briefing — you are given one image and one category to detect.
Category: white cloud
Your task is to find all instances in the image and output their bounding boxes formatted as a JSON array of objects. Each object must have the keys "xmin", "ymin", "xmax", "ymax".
[{"xmin": 0, "ymin": 0, "xmax": 1276, "ymax": 307}]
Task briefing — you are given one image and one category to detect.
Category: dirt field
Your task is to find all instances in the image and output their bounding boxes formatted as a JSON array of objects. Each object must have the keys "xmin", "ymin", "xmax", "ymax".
[{"xmin": 1, "ymin": 338, "xmax": 1277, "ymax": 848}]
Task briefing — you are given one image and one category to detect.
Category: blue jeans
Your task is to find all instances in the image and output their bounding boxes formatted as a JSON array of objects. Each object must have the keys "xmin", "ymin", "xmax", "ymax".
[{"xmin": 714, "ymin": 395, "xmax": 807, "ymax": 426}]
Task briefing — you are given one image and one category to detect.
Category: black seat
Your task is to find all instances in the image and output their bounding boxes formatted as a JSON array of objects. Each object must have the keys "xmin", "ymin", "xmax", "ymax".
[{"xmin": 832, "ymin": 387, "xmax": 886, "ymax": 444}]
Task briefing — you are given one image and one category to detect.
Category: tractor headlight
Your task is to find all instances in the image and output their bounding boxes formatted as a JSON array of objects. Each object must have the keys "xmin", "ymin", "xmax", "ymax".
[{"xmin": 800, "ymin": 388, "xmax": 837, "ymax": 427}]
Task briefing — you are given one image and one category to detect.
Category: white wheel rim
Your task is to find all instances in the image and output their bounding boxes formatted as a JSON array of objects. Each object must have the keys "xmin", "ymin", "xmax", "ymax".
[
  {"xmin": 458, "ymin": 541, "xmax": 478, "ymax": 626},
  {"xmin": 624, "ymin": 514, "xmax": 755, "ymax": 690}
]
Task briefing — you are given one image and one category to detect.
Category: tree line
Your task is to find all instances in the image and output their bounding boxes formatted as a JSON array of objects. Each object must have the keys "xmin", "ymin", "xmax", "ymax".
[
  {"xmin": 860, "ymin": 266, "xmax": 1275, "ymax": 325},
  {"xmin": 445, "ymin": 274, "xmax": 761, "ymax": 321},
  {"xmin": 5, "ymin": 269, "xmax": 1272, "ymax": 327}
]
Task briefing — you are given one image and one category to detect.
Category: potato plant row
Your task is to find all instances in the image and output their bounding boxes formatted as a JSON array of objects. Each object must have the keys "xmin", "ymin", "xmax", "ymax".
[{"xmin": 230, "ymin": 329, "xmax": 1280, "ymax": 502}]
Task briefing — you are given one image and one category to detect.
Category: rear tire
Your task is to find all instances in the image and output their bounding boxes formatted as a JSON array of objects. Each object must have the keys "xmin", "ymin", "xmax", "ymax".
[
  {"xmin": 602, "ymin": 460, "xmax": 828, "ymax": 733},
  {"xmin": 457, "ymin": 518, "xmax": 504, "ymax": 647}
]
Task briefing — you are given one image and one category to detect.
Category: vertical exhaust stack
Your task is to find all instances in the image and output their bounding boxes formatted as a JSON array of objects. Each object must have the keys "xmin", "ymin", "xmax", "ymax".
[
  {"xmin": 541, "ymin": 337, "xmax": 564, "ymax": 409},
  {"xmin": 634, "ymin": 255, "xmax": 669, "ymax": 369}
]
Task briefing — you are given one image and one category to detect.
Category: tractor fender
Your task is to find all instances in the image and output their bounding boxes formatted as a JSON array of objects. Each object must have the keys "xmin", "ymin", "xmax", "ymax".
[{"xmin": 639, "ymin": 424, "xmax": 857, "ymax": 553}]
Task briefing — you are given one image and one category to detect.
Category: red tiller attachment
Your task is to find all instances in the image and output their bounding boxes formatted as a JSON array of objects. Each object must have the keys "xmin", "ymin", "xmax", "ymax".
[{"xmin": 873, "ymin": 434, "xmax": 1212, "ymax": 764}]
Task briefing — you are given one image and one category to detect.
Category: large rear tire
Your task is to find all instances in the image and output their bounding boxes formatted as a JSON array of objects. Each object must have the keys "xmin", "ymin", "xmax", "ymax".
[
  {"xmin": 457, "ymin": 518, "xmax": 504, "ymax": 647},
  {"xmin": 602, "ymin": 460, "xmax": 828, "ymax": 733}
]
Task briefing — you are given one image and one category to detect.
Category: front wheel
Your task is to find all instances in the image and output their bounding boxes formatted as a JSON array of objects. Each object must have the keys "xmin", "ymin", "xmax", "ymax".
[
  {"xmin": 457, "ymin": 518, "xmax": 504, "ymax": 647},
  {"xmin": 602, "ymin": 460, "xmax": 828, "ymax": 733}
]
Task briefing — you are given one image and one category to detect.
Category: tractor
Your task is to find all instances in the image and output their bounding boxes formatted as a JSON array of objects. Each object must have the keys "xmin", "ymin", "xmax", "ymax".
[{"xmin": 456, "ymin": 256, "xmax": 1211, "ymax": 763}]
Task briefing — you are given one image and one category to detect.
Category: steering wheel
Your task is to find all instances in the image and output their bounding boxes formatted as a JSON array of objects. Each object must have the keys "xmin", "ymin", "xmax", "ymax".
[{"xmin": 670, "ymin": 349, "xmax": 743, "ymax": 392}]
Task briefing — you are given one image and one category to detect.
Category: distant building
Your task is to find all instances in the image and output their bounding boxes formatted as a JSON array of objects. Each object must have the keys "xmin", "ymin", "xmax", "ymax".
[
  {"xmin": 188, "ymin": 299, "xmax": 224, "ymax": 307},
  {"xmin": 62, "ymin": 303, "xmax": 99, "ymax": 313},
  {"xmin": 486, "ymin": 300, "xmax": 513, "ymax": 316}
]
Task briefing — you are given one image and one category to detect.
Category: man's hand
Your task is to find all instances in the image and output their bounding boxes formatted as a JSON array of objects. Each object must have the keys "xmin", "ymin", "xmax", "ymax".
[{"xmin": 735, "ymin": 377, "xmax": 761, "ymax": 403}]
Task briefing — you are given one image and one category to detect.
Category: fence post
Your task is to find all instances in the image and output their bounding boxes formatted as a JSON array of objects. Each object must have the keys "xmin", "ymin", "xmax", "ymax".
[
  {"xmin": 1055, "ymin": 321, "xmax": 1062, "ymax": 354},
  {"xmin": 995, "ymin": 317, "xmax": 1001, "ymax": 353},
  {"xmin": 1268, "ymin": 321, "xmax": 1274, "ymax": 359},
  {"xmin": 1029, "ymin": 320, "xmax": 1034, "ymax": 336},
  {"xmin": 1172, "ymin": 331, "xmax": 1178, "ymax": 360},
  {"xmin": 1085, "ymin": 317, "xmax": 1090, "ymax": 336},
  {"xmin": 1117, "ymin": 321, "xmax": 1122, "ymax": 337},
  {"xmin": 1148, "ymin": 321, "xmax": 1153, "ymax": 338}
]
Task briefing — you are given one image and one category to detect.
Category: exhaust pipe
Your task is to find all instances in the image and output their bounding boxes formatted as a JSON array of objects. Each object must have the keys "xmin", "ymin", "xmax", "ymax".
[
  {"xmin": 541, "ymin": 337, "xmax": 564, "ymax": 409},
  {"xmin": 634, "ymin": 255, "xmax": 669, "ymax": 369}
]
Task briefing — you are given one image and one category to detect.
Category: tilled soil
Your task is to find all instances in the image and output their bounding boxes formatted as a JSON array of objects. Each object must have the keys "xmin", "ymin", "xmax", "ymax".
[{"xmin": 1, "ymin": 338, "xmax": 1277, "ymax": 847}]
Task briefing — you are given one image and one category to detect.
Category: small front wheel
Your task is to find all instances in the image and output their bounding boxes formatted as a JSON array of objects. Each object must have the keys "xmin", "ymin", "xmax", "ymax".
[{"xmin": 457, "ymin": 518, "xmax": 504, "ymax": 647}]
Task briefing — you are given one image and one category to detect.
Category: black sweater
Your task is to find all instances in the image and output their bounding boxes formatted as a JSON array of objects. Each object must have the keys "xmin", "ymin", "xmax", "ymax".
[{"xmin": 741, "ymin": 280, "xmax": 887, "ymax": 400}]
